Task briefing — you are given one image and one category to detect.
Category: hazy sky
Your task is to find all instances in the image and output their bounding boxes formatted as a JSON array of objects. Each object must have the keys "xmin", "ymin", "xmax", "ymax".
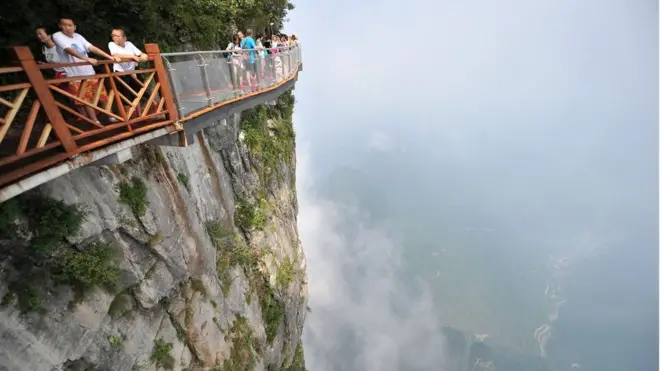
[{"xmin": 286, "ymin": 0, "xmax": 657, "ymax": 370}]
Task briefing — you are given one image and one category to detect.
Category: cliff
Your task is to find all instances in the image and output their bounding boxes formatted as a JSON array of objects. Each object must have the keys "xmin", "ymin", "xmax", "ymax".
[{"xmin": 0, "ymin": 91, "xmax": 308, "ymax": 371}]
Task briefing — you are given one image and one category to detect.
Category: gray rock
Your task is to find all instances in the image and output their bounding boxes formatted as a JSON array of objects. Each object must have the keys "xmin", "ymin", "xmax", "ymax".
[{"xmin": 0, "ymin": 110, "xmax": 307, "ymax": 371}]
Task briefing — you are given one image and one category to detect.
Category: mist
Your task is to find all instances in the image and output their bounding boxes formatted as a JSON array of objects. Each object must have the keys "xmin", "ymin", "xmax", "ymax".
[{"xmin": 287, "ymin": 0, "xmax": 658, "ymax": 370}]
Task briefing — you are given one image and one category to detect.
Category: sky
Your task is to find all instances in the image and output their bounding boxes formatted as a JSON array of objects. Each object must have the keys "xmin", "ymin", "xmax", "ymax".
[{"xmin": 285, "ymin": 0, "xmax": 658, "ymax": 370}]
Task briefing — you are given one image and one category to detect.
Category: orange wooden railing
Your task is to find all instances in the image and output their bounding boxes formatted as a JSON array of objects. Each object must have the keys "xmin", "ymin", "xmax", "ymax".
[
  {"xmin": 0, "ymin": 43, "xmax": 301, "ymax": 190},
  {"xmin": 0, "ymin": 44, "xmax": 177, "ymax": 187}
]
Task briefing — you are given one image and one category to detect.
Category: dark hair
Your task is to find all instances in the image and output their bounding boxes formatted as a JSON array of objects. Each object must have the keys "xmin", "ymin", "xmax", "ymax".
[
  {"xmin": 232, "ymin": 34, "xmax": 240, "ymax": 44},
  {"xmin": 112, "ymin": 28, "xmax": 127, "ymax": 37},
  {"xmin": 58, "ymin": 17, "xmax": 75, "ymax": 25}
]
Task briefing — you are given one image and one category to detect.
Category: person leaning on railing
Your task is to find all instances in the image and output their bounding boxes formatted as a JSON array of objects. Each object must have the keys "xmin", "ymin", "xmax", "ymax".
[
  {"xmin": 52, "ymin": 17, "xmax": 121, "ymax": 125},
  {"xmin": 36, "ymin": 27, "xmax": 88, "ymax": 117},
  {"xmin": 35, "ymin": 28, "xmax": 66, "ymax": 83},
  {"xmin": 108, "ymin": 28, "xmax": 148, "ymax": 117},
  {"xmin": 239, "ymin": 29, "xmax": 258, "ymax": 89},
  {"xmin": 227, "ymin": 34, "xmax": 245, "ymax": 89}
]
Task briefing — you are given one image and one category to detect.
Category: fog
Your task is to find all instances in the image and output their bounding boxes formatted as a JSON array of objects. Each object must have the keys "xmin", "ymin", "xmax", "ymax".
[{"xmin": 287, "ymin": 0, "xmax": 658, "ymax": 370}]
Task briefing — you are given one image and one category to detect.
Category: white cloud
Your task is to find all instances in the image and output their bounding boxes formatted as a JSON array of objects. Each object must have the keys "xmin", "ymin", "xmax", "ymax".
[
  {"xmin": 366, "ymin": 131, "xmax": 395, "ymax": 152},
  {"xmin": 296, "ymin": 144, "xmax": 453, "ymax": 371}
]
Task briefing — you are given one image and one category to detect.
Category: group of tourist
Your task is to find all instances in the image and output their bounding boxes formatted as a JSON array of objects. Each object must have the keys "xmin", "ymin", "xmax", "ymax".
[
  {"xmin": 226, "ymin": 29, "xmax": 299, "ymax": 90},
  {"xmin": 34, "ymin": 17, "xmax": 299, "ymax": 124},
  {"xmin": 35, "ymin": 17, "xmax": 148, "ymax": 124}
]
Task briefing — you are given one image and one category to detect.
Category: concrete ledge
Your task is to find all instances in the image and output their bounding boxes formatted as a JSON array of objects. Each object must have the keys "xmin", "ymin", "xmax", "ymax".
[
  {"xmin": 146, "ymin": 131, "xmax": 196, "ymax": 147},
  {"xmin": 0, "ymin": 127, "xmax": 171, "ymax": 202},
  {"xmin": 88, "ymin": 148, "xmax": 134, "ymax": 166}
]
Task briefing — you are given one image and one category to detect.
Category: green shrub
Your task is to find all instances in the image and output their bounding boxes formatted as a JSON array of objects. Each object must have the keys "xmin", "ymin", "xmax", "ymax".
[
  {"xmin": 240, "ymin": 99, "xmax": 296, "ymax": 186},
  {"xmin": 3, "ymin": 283, "xmax": 43, "ymax": 313},
  {"xmin": 260, "ymin": 285, "xmax": 285, "ymax": 344},
  {"xmin": 291, "ymin": 343, "xmax": 307, "ymax": 371},
  {"xmin": 109, "ymin": 334, "xmax": 122, "ymax": 348},
  {"xmin": 276, "ymin": 256, "xmax": 295, "ymax": 291},
  {"xmin": 0, "ymin": 194, "xmax": 110, "ymax": 314},
  {"xmin": 222, "ymin": 316, "xmax": 257, "ymax": 371},
  {"xmin": 119, "ymin": 177, "xmax": 148, "ymax": 217},
  {"xmin": 21, "ymin": 195, "xmax": 86, "ymax": 255},
  {"xmin": 177, "ymin": 173, "xmax": 190, "ymax": 191},
  {"xmin": 205, "ymin": 220, "xmax": 233, "ymax": 242},
  {"xmin": 151, "ymin": 339, "xmax": 175, "ymax": 370},
  {"xmin": 234, "ymin": 199, "xmax": 267, "ymax": 230},
  {"xmin": 54, "ymin": 243, "xmax": 119, "ymax": 293}
]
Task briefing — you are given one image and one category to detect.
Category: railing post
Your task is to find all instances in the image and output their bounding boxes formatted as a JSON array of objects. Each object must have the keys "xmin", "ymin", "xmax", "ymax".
[
  {"xmin": 197, "ymin": 53, "xmax": 213, "ymax": 106},
  {"xmin": 13, "ymin": 46, "xmax": 78, "ymax": 154},
  {"xmin": 163, "ymin": 58, "xmax": 185, "ymax": 119},
  {"xmin": 255, "ymin": 57, "xmax": 264, "ymax": 90},
  {"xmin": 145, "ymin": 44, "xmax": 179, "ymax": 121}
]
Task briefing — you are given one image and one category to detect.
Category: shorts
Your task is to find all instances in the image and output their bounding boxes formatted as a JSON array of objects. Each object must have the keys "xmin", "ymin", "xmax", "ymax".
[
  {"xmin": 244, "ymin": 61, "xmax": 256, "ymax": 75},
  {"xmin": 68, "ymin": 78, "xmax": 108, "ymax": 106},
  {"xmin": 53, "ymin": 71, "xmax": 69, "ymax": 93},
  {"xmin": 117, "ymin": 74, "xmax": 142, "ymax": 101}
]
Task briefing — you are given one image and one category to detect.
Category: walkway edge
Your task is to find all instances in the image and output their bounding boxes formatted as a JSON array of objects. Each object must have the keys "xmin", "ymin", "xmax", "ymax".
[{"xmin": 0, "ymin": 127, "xmax": 171, "ymax": 202}]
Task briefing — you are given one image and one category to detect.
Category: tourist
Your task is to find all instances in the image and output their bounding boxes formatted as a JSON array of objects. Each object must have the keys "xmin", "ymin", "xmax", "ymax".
[
  {"xmin": 271, "ymin": 35, "xmax": 283, "ymax": 82},
  {"xmin": 227, "ymin": 34, "xmax": 245, "ymax": 89},
  {"xmin": 279, "ymin": 34, "xmax": 290, "ymax": 76},
  {"xmin": 35, "ymin": 28, "xmax": 64, "ymax": 77},
  {"xmin": 52, "ymin": 17, "xmax": 121, "ymax": 124},
  {"xmin": 255, "ymin": 34, "xmax": 267, "ymax": 81},
  {"xmin": 108, "ymin": 28, "xmax": 148, "ymax": 116},
  {"xmin": 239, "ymin": 29, "xmax": 257, "ymax": 89}
]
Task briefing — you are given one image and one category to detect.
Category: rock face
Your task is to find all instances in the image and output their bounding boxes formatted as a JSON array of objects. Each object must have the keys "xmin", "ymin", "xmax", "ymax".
[{"xmin": 0, "ymin": 92, "xmax": 308, "ymax": 371}]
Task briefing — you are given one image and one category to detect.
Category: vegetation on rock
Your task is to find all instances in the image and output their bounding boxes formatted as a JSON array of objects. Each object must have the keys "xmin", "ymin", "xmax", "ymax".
[
  {"xmin": 108, "ymin": 334, "xmax": 122, "ymax": 348},
  {"xmin": 206, "ymin": 221, "xmax": 286, "ymax": 344},
  {"xmin": 222, "ymin": 316, "xmax": 257, "ymax": 371},
  {"xmin": 241, "ymin": 91, "xmax": 296, "ymax": 186},
  {"xmin": 276, "ymin": 255, "xmax": 296, "ymax": 291},
  {"xmin": 119, "ymin": 176, "xmax": 149, "ymax": 217},
  {"xmin": 280, "ymin": 343, "xmax": 308, "ymax": 371},
  {"xmin": 234, "ymin": 198, "xmax": 268, "ymax": 231},
  {"xmin": 177, "ymin": 173, "xmax": 190, "ymax": 192},
  {"xmin": 0, "ymin": 193, "xmax": 119, "ymax": 313},
  {"xmin": 151, "ymin": 339, "xmax": 175, "ymax": 370}
]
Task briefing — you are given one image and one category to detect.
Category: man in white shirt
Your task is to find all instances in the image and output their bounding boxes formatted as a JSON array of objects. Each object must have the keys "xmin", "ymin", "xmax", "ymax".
[
  {"xmin": 36, "ymin": 27, "xmax": 85, "ymax": 115},
  {"xmin": 108, "ymin": 29, "xmax": 148, "ymax": 117},
  {"xmin": 52, "ymin": 17, "xmax": 121, "ymax": 124}
]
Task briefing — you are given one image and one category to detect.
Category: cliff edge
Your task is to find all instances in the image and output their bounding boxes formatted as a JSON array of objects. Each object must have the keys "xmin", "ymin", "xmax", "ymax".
[{"xmin": 0, "ymin": 91, "xmax": 307, "ymax": 371}]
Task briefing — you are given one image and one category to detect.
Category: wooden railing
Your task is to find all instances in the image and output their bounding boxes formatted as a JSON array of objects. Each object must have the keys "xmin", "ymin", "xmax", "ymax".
[
  {"xmin": 0, "ymin": 43, "xmax": 301, "ymax": 190},
  {"xmin": 0, "ymin": 44, "xmax": 177, "ymax": 187}
]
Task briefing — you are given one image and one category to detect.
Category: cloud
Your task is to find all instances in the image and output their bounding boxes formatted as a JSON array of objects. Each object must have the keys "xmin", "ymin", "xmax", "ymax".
[
  {"xmin": 296, "ymin": 143, "xmax": 452, "ymax": 371},
  {"xmin": 287, "ymin": 0, "xmax": 655, "ymax": 135},
  {"xmin": 286, "ymin": 0, "xmax": 657, "ymax": 368},
  {"xmin": 366, "ymin": 130, "xmax": 396, "ymax": 153}
]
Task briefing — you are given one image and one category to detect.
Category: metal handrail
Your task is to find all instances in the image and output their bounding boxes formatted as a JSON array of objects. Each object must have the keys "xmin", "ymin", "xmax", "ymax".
[{"xmin": 161, "ymin": 45, "xmax": 300, "ymax": 57}]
